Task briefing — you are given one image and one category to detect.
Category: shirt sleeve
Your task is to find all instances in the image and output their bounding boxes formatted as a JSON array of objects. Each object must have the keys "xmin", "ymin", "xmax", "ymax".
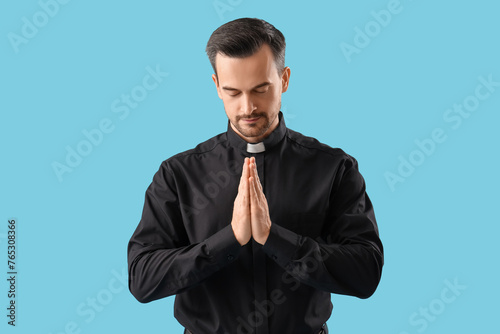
[
  {"xmin": 261, "ymin": 154, "xmax": 384, "ymax": 299},
  {"xmin": 127, "ymin": 160, "xmax": 242, "ymax": 303}
]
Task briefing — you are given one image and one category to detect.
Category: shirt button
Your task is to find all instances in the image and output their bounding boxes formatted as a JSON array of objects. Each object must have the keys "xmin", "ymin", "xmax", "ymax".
[
  {"xmin": 227, "ymin": 254, "xmax": 234, "ymax": 261},
  {"xmin": 272, "ymin": 255, "xmax": 278, "ymax": 260}
]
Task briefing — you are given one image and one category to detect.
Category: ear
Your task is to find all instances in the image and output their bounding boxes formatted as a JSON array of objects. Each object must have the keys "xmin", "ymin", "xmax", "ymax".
[
  {"xmin": 281, "ymin": 66, "xmax": 291, "ymax": 93},
  {"xmin": 212, "ymin": 74, "xmax": 223, "ymax": 100}
]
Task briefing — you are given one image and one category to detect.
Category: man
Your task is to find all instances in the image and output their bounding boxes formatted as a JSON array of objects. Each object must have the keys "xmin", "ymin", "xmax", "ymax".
[{"xmin": 128, "ymin": 18, "xmax": 383, "ymax": 334}]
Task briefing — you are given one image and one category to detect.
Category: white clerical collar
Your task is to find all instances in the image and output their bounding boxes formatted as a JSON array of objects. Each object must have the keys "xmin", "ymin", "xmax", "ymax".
[{"xmin": 246, "ymin": 142, "xmax": 266, "ymax": 153}]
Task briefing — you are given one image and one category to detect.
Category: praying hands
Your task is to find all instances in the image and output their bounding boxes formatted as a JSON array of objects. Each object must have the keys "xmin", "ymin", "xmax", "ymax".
[{"xmin": 231, "ymin": 157, "xmax": 272, "ymax": 246}]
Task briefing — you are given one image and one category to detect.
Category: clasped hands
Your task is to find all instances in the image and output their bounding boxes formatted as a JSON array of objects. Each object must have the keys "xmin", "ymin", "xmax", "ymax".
[{"xmin": 231, "ymin": 157, "xmax": 272, "ymax": 246}]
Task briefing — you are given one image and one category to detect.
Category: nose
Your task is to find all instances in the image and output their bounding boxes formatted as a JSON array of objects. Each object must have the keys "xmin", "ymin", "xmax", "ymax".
[{"xmin": 240, "ymin": 93, "xmax": 256, "ymax": 115}]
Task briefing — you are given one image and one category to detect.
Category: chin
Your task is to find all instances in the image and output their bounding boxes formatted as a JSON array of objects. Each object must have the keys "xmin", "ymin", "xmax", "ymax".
[{"xmin": 238, "ymin": 125, "xmax": 266, "ymax": 138}]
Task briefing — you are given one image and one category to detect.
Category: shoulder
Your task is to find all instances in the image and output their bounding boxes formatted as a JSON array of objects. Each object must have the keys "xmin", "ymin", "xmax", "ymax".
[
  {"xmin": 285, "ymin": 128, "xmax": 357, "ymax": 166},
  {"xmin": 159, "ymin": 132, "xmax": 228, "ymax": 172},
  {"xmin": 172, "ymin": 132, "xmax": 227, "ymax": 158}
]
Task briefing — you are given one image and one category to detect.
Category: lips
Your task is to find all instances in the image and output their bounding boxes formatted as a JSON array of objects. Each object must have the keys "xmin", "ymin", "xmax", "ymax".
[{"xmin": 242, "ymin": 117, "xmax": 261, "ymax": 123}]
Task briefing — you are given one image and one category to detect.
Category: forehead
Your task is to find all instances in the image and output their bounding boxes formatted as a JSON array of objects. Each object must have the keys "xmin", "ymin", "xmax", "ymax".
[{"xmin": 215, "ymin": 44, "xmax": 278, "ymax": 88}]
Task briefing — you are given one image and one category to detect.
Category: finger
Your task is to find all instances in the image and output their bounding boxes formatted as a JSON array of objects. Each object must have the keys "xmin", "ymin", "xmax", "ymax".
[
  {"xmin": 245, "ymin": 161, "xmax": 252, "ymax": 202},
  {"xmin": 250, "ymin": 159, "xmax": 258, "ymax": 181},
  {"xmin": 238, "ymin": 158, "xmax": 248, "ymax": 191},
  {"xmin": 242, "ymin": 158, "xmax": 249, "ymax": 178},
  {"xmin": 248, "ymin": 163, "xmax": 256, "ymax": 190},
  {"xmin": 250, "ymin": 162, "xmax": 264, "ymax": 194},
  {"xmin": 249, "ymin": 175, "xmax": 260, "ymax": 205},
  {"xmin": 242, "ymin": 178, "xmax": 249, "ymax": 207},
  {"xmin": 250, "ymin": 157, "xmax": 258, "ymax": 177}
]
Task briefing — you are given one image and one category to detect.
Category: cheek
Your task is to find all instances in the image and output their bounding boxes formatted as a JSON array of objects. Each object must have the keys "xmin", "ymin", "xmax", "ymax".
[
  {"xmin": 265, "ymin": 90, "xmax": 281, "ymax": 107},
  {"xmin": 221, "ymin": 97, "xmax": 238, "ymax": 116}
]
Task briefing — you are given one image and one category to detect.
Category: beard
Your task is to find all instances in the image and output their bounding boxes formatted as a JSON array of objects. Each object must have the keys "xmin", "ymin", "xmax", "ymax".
[
  {"xmin": 233, "ymin": 112, "xmax": 271, "ymax": 138},
  {"xmin": 229, "ymin": 102, "xmax": 281, "ymax": 139}
]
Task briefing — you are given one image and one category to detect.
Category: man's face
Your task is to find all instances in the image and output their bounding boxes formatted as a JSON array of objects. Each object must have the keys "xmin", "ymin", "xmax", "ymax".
[{"xmin": 212, "ymin": 43, "xmax": 290, "ymax": 143}]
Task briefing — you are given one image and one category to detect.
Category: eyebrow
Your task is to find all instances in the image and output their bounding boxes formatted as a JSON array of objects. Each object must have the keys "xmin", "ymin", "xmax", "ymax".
[{"xmin": 222, "ymin": 82, "xmax": 271, "ymax": 91}]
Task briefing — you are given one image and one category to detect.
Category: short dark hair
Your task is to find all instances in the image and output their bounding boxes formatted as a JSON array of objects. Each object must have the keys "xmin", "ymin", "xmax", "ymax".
[{"xmin": 205, "ymin": 18, "xmax": 286, "ymax": 78}]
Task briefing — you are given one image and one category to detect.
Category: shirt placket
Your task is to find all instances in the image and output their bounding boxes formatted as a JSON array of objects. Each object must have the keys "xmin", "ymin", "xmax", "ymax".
[{"xmin": 251, "ymin": 152, "xmax": 269, "ymax": 334}]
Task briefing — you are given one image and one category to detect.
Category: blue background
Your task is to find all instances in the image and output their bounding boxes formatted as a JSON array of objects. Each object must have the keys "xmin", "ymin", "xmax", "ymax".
[{"xmin": 1, "ymin": 0, "xmax": 499, "ymax": 333}]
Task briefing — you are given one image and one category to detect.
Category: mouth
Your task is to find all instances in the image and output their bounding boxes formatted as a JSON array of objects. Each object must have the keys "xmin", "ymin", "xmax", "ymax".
[{"xmin": 241, "ymin": 116, "xmax": 261, "ymax": 124}]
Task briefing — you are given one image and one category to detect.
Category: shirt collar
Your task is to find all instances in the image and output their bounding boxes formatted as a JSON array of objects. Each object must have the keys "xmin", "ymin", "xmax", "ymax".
[{"xmin": 227, "ymin": 111, "xmax": 287, "ymax": 154}]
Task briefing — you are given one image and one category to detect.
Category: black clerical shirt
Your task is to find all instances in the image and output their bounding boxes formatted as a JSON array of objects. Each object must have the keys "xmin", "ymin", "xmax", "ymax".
[{"xmin": 128, "ymin": 112, "xmax": 383, "ymax": 334}]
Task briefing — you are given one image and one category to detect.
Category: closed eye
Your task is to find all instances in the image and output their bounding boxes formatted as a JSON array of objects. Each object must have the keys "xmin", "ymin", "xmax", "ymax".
[{"xmin": 222, "ymin": 82, "xmax": 271, "ymax": 96}]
